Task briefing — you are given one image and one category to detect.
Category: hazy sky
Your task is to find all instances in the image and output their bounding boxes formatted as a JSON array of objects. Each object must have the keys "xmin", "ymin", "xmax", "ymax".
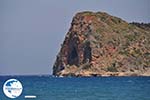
[{"xmin": 0, "ymin": 0, "xmax": 150, "ymax": 75}]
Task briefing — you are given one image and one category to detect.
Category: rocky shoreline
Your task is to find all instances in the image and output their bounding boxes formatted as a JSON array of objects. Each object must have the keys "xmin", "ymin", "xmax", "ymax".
[
  {"xmin": 58, "ymin": 72, "xmax": 150, "ymax": 77},
  {"xmin": 56, "ymin": 65, "xmax": 150, "ymax": 77}
]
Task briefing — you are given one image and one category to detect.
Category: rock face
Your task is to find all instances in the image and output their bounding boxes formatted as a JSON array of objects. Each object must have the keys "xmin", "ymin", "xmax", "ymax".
[{"xmin": 53, "ymin": 11, "xmax": 150, "ymax": 77}]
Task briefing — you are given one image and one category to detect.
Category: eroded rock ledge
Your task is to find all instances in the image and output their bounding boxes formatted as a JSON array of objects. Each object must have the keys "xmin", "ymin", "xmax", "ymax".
[{"xmin": 53, "ymin": 11, "xmax": 150, "ymax": 77}]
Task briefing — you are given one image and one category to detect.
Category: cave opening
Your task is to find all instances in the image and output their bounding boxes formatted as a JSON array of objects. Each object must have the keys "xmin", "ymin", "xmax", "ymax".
[{"xmin": 68, "ymin": 46, "xmax": 79, "ymax": 66}]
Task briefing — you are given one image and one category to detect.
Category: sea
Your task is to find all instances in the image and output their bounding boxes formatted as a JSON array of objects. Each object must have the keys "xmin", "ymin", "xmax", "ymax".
[{"xmin": 0, "ymin": 76, "xmax": 150, "ymax": 100}]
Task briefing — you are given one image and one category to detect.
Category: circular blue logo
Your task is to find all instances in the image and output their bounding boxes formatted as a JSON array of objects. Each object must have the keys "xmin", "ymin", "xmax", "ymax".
[{"xmin": 3, "ymin": 79, "xmax": 23, "ymax": 98}]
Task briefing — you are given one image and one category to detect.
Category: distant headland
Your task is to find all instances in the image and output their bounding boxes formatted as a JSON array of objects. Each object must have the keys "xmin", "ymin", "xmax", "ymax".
[{"xmin": 53, "ymin": 11, "xmax": 150, "ymax": 77}]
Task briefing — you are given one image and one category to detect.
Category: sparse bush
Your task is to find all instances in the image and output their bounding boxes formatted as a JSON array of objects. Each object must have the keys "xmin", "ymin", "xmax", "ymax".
[
  {"xmin": 111, "ymin": 18, "xmax": 118, "ymax": 24},
  {"xmin": 101, "ymin": 16, "xmax": 107, "ymax": 22},
  {"xmin": 107, "ymin": 64, "xmax": 118, "ymax": 72},
  {"xmin": 82, "ymin": 63, "xmax": 91, "ymax": 70},
  {"xmin": 125, "ymin": 34, "xmax": 136, "ymax": 41},
  {"xmin": 82, "ymin": 11, "xmax": 94, "ymax": 16},
  {"xmin": 119, "ymin": 50, "xmax": 129, "ymax": 56},
  {"xmin": 93, "ymin": 33, "xmax": 101, "ymax": 40}
]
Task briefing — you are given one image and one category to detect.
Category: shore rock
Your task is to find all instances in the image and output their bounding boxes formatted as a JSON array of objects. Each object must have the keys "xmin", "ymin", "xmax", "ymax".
[{"xmin": 53, "ymin": 11, "xmax": 150, "ymax": 77}]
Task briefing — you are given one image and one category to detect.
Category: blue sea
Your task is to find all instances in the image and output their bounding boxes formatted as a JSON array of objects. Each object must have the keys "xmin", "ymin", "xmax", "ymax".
[{"xmin": 0, "ymin": 76, "xmax": 150, "ymax": 100}]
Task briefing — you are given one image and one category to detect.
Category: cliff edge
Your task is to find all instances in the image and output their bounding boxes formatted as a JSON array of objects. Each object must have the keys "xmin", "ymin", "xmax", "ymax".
[{"xmin": 53, "ymin": 11, "xmax": 150, "ymax": 77}]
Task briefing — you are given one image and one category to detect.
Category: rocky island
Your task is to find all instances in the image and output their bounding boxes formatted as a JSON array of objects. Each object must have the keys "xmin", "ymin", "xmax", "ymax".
[{"xmin": 53, "ymin": 11, "xmax": 150, "ymax": 77}]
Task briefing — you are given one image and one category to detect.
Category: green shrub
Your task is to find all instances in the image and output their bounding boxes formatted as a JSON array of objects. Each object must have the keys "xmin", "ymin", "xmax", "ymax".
[
  {"xmin": 107, "ymin": 64, "xmax": 118, "ymax": 72},
  {"xmin": 125, "ymin": 34, "xmax": 136, "ymax": 41},
  {"xmin": 82, "ymin": 63, "xmax": 91, "ymax": 70},
  {"xmin": 119, "ymin": 50, "xmax": 129, "ymax": 56}
]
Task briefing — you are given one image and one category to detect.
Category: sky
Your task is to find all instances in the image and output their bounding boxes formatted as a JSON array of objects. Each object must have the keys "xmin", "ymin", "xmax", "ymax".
[{"xmin": 0, "ymin": 0, "xmax": 150, "ymax": 75}]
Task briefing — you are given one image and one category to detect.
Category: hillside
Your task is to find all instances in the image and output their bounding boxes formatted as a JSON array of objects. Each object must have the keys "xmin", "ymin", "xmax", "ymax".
[{"xmin": 53, "ymin": 11, "xmax": 150, "ymax": 77}]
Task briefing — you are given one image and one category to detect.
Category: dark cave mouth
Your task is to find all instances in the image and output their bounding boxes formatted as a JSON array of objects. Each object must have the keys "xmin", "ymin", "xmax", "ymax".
[
  {"xmin": 70, "ymin": 47, "xmax": 78, "ymax": 59},
  {"xmin": 67, "ymin": 43, "xmax": 92, "ymax": 66},
  {"xmin": 68, "ymin": 47, "xmax": 79, "ymax": 66}
]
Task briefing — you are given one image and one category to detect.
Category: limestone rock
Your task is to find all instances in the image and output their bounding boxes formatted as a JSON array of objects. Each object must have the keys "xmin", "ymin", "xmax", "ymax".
[{"xmin": 53, "ymin": 11, "xmax": 150, "ymax": 77}]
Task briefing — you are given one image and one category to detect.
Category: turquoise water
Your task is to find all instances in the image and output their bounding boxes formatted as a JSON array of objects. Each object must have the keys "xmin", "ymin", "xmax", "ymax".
[{"xmin": 0, "ymin": 76, "xmax": 150, "ymax": 100}]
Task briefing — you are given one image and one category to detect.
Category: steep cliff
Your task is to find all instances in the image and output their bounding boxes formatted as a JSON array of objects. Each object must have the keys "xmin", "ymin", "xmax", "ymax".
[{"xmin": 53, "ymin": 11, "xmax": 150, "ymax": 77}]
